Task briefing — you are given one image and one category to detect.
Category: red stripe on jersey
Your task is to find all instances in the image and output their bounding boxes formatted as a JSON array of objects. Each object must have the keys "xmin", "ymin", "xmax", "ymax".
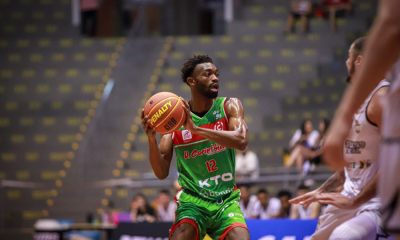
[{"xmin": 172, "ymin": 117, "xmax": 229, "ymax": 146}]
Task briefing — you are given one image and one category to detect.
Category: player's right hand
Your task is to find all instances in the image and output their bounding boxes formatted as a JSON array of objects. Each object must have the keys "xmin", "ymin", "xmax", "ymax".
[
  {"xmin": 289, "ymin": 189, "xmax": 322, "ymax": 209},
  {"xmin": 141, "ymin": 109, "xmax": 156, "ymax": 138}
]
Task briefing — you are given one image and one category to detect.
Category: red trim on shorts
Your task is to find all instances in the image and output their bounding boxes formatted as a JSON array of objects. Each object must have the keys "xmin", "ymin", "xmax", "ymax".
[
  {"xmin": 217, "ymin": 222, "xmax": 248, "ymax": 240},
  {"xmin": 169, "ymin": 219, "xmax": 199, "ymax": 240}
]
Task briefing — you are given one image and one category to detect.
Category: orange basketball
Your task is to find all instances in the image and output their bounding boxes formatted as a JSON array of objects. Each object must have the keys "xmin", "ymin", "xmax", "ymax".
[{"xmin": 144, "ymin": 92, "xmax": 186, "ymax": 134}]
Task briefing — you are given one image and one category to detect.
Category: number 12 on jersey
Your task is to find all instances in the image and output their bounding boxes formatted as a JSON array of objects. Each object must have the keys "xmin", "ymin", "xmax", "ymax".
[{"xmin": 206, "ymin": 160, "xmax": 218, "ymax": 173}]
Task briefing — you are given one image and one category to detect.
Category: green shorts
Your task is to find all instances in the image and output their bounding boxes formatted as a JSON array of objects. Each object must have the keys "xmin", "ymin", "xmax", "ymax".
[{"xmin": 170, "ymin": 189, "xmax": 248, "ymax": 240}]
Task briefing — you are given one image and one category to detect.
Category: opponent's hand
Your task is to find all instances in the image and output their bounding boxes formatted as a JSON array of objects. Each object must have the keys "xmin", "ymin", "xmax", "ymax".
[
  {"xmin": 316, "ymin": 193, "xmax": 357, "ymax": 210},
  {"xmin": 180, "ymin": 97, "xmax": 197, "ymax": 133},
  {"xmin": 141, "ymin": 109, "xmax": 156, "ymax": 139},
  {"xmin": 289, "ymin": 189, "xmax": 322, "ymax": 209},
  {"xmin": 322, "ymin": 117, "xmax": 350, "ymax": 170}
]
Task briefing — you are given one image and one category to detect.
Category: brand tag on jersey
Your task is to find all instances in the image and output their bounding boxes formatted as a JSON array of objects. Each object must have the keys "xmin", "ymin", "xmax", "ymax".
[{"xmin": 182, "ymin": 130, "xmax": 192, "ymax": 140}]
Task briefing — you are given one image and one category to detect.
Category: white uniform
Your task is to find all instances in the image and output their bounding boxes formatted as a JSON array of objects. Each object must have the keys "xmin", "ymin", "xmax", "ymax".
[
  {"xmin": 312, "ymin": 80, "xmax": 390, "ymax": 240},
  {"xmin": 291, "ymin": 202, "xmax": 318, "ymax": 219},
  {"xmin": 157, "ymin": 201, "xmax": 177, "ymax": 222},
  {"xmin": 239, "ymin": 195, "xmax": 258, "ymax": 219},
  {"xmin": 379, "ymin": 58, "xmax": 400, "ymax": 232},
  {"xmin": 252, "ymin": 197, "xmax": 281, "ymax": 219}
]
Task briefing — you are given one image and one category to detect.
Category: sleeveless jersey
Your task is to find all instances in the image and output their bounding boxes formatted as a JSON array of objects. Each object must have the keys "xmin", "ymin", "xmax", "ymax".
[
  {"xmin": 382, "ymin": 57, "xmax": 400, "ymax": 138},
  {"xmin": 342, "ymin": 80, "xmax": 389, "ymax": 209},
  {"xmin": 172, "ymin": 97, "xmax": 237, "ymax": 201}
]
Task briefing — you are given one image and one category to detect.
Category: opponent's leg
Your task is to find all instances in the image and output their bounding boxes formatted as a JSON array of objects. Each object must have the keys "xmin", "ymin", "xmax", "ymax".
[
  {"xmin": 225, "ymin": 227, "xmax": 250, "ymax": 240},
  {"xmin": 329, "ymin": 211, "xmax": 380, "ymax": 240},
  {"xmin": 171, "ymin": 223, "xmax": 197, "ymax": 240}
]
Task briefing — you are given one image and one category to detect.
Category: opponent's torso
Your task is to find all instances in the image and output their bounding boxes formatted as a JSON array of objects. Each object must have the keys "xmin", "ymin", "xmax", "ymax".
[
  {"xmin": 172, "ymin": 97, "xmax": 237, "ymax": 201},
  {"xmin": 382, "ymin": 57, "xmax": 400, "ymax": 138},
  {"xmin": 343, "ymin": 80, "xmax": 389, "ymax": 200}
]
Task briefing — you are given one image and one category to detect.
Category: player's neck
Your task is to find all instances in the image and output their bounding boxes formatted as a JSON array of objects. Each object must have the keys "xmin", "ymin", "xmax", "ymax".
[{"xmin": 190, "ymin": 94, "xmax": 214, "ymax": 113}]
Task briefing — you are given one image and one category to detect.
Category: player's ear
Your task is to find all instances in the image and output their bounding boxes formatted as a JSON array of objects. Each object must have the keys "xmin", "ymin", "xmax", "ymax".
[
  {"xmin": 187, "ymin": 77, "xmax": 195, "ymax": 87},
  {"xmin": 355, "ymin": 55, "xmax": 363, "ymax": 65}
]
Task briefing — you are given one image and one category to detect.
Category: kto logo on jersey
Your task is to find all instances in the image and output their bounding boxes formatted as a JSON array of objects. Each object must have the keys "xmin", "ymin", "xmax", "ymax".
[
  {"xmin": 182, "ymin": 130, "xmax": 192, "ymax": 140},
  {"xmin": 199, "ymin": 172, "xmax": 233, "ymax": 188}
]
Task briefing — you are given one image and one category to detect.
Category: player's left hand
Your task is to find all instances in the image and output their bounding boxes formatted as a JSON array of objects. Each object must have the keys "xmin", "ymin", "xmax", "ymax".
[
  {"xmin": 180, "ymin": 97, "xmax": 197, "ymax": 133},
  {"xmin": 316, "ymin": 193, "xmax": 358, "ymax": 210}
]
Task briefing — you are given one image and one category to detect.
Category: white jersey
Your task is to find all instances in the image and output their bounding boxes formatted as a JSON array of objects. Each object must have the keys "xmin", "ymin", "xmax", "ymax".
[
  {"xmin": 157, "ymin": 201, "xmax": 176, "ymax": 222},
  {"xmin": 239, "ymin": 195, "xmax": 258, "ymax": 219},
  {"xmin": 342, "ymin": 80, "xmax": 389, "ymax": 210},
  {"xmin": 382, "ymin": 57, "xmax": 400, "ymax": 138},
  {"xmin": 253, "ymin": 197, "xmax": 281, "ymax": 219}
]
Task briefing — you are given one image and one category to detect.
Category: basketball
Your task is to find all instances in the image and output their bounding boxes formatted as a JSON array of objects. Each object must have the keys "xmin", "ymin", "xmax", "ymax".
[{"xmin": 144, "ymin": 92, "xmax": 186, "ymax": 134}]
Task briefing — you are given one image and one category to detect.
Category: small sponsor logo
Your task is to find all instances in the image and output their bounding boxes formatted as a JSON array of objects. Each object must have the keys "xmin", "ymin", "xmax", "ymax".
[
  {"xmin": 228, "ymin": 213, "xmax": 234, "ymax": 217},
  {"xmin": 345, "ymin": 140, "xmax": 366, "ymax": 154},
  {"xmin": 182, "ymin": 130, "xmax": 192, "ymax": 140}
]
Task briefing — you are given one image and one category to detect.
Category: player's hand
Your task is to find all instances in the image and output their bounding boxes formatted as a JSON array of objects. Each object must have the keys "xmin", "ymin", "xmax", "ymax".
[
  {"xmin": 141, "ymin": 109, "xmax": 156, "ymax": 138},
  {"xmin": 289, "ymin": 189, "xmax": 323, "ymax": 209},
  {"xmin": 180, "ymin": 97, "xmax": 197, "ymax": 133},
  {"xmin": 322, "ymin": 117, "xmax": 350, "ymax": 170},
  {"xmin": 316, "ymin": 193, "xmax": 357, "ymax": 210}
]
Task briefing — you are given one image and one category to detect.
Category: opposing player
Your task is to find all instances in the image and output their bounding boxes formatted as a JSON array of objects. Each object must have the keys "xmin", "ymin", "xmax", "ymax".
[
  {"xmin": 323, "ymin": 0, "xmax": 400, "ymax": 238},
  {"xmin": 290, "ymin": 37, "xmax": 389, "ymax": 240},
  {"xmin": 141, "ymin": 55, "xmax": 250, "ymax": 240}
]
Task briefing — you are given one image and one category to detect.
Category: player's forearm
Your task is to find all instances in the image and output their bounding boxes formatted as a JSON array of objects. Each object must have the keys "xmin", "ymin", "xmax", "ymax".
[
  {"xmin": 192, "ymin": 126, "xmax": 247, "ymax": 151},
  {"xmin": 335, "ymin": 5, "xmax": 400, "ymax": 123},
  {"xmin": 352, "ymin": 171, "xmax": 378, "ymax": 208},
  {"xmin": 318, "ymin": 170, "xmax": 345, "ymax": 192},
  {"xmin": 148, "ymin": 137, "xmax": 170, "ymax": 180}
]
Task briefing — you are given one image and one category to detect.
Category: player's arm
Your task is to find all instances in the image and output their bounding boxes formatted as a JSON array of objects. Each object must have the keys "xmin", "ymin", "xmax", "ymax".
[
  {"xmin": 323, "ymin": 0, "xmax": 400, "ymax": 170},
  {"xmin": 289, "ymin": 170, "xmax": 345, "ymax": 208},
  {"xmin": 142, "ymin": 110, "xmax": 174, "ymax": 180},
  {"xmin": 180, "ymin": 97, "xmax": 248, "ymax": 151}
]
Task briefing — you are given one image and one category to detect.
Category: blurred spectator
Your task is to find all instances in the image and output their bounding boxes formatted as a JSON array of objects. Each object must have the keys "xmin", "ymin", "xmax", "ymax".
[
  {"xmin": 285, "ymin": 0, "xmax": 312, "ymax": 34},
  {"xmin": 290, "ymin": 185, "xmax": 321, "ymax": 219},
  {"xmin": 80, "ymin": 0, "xmax": 100, "ymax": 36},
  {"xmin": 276, "ymin": 190, "xmax": 292, "ymax": 218},
  {"xmin": 235, "ymin": 148, "xmax": 260, "ymax": 180},
  {"xmin": 157, "ymin": 190, "xmax": 176, "ymax": 222},
  {"xmin": 252, "ymin": 189, "xmax": 281, "ymax": 219},
  {"xmin": 286, "ymin": 119, "xmax": 320, "ymax": 170},
  {"xmin": 287, "ymin": 119, "xmax": 330, "ymax": 173},
  {"xmin": 130, "ymin": 194, "xmax": 156, "ymax": 223},
  {"xmin": 323, "ymin": 0, "xmax": 354, "ymax": 32},
  {"xmin": 238, "ymin": 185, "xmax": 258, "ymax": 219}
]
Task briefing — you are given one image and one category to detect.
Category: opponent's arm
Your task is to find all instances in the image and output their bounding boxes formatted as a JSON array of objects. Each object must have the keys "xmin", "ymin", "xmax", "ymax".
[
  {"xmin": 323, "ymin": 0, "xmax": 400, "ymax": 170},
  {"xmin": 180, "ymin": 98, "xmax": 248, "ymax": 151},
  {"xmin": 142, "ymin": 110, "xmax": 174, "ymax": 180},
  {"xmin": 289, "ymin": 170, "xmax": 345, "ymax": 208}
]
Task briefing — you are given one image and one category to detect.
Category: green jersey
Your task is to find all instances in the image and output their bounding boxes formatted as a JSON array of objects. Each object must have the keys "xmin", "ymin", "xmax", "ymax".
[{"xmin": 172, "ymin": 97, "xmax": 237, "ymax": 201}]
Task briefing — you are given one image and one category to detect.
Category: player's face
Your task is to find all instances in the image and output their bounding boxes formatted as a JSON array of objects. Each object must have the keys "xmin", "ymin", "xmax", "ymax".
[
  {"xmin": 192, "ymin": 62, "xmax": 219, "ymax": 99},
  {"xmin": 258, "ymin": 193, "xmax": 269, "ymax": 205},
  {"xmin": 159, "ymin": 193, "xmax": 169, "ymax": 204},
  {"xmin": 346, "ymin": 44, "xmax": 357, "ymax": 83},
  {"xmin": 297, "ymin": 189, "xmax": 308, "ymax": 197},
  {"xmin": 239, "ymin": 187, "xmax": 249, "ymax": 200},
  {"xmin": 304, "ymin": 121, "xmax": 313, "ymax": 133}
]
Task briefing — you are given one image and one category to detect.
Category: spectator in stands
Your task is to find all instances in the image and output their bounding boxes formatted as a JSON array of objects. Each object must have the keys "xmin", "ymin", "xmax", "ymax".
[
  {"xmin": 290, "ymin": 185, "xmax": 321, "ymax": 219},
  {"xmin": 130, "ymin": 194, "xmax": 156, "ymax": 223},
  {"xmin": 276, "ymin": 190, "xmax": 292, "ymax": 218},
  {"xmin": 235, "ymin": 148, "xmax": 260, "ymax": 180},
  {"xmin": 286, "ymin": 119, "xmax": 319, "ymax": 170},
  {"xmin": 285, "ymin": 0, "xmax": 312, "ymax": 34},
  {"xmin": 323, "ymin": 0, "xmax": 354, "ymax": 32},
  {"xmin": 252, "ymin": 189, "xmax": 281, "ymax": 219},
  {"xmin": 156, "ymin": 190, "xmax": 176, "ymax": 222},
  {"xmin": 287, "ymin": 118, "xmax": 331, "ymax": 173},
  {"xmin": 238, "ymin": 185, "xmax": 258, "ymax": 219}
]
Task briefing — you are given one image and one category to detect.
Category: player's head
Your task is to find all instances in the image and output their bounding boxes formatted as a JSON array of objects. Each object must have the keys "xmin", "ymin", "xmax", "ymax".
[
  {"xmin": 300, "ymin": 119, "xmax": 313, "ymax": 135},
  {"xmin": 319, "ymin": 118, "xmax": 330, "ymax": 134},
  {"xmin": 277, "ymin": 190, "xmax": 292, "ymax": 208},
  {"xmin": 181, "ymin": 55, "xmax": 219, "ymax": 99},
  {"xmin": 346, "ymin": 36, "xmax": 367, "ymax": 83},
  {"xmin": 257, "ymin": 189, "xmax": 270, "ymax": 205},
  {"xmin": 159, "ymin": 190, "xmax": 171, "ymax": 204},
  {"xmin": 296, "ymin": 184, "xmax": 310, "ymax": 197},
  {"xmin": 238, "ymin": 184, "xmax": 250, "ymax": 200}
]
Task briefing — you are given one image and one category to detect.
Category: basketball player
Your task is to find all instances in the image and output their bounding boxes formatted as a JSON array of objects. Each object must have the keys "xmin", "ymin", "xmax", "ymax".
[
  {"xmin": 323, "ymin": 0, "xmax": 400, "ymax": 238},
  {"xmin": 141, "ymin": 55, "xmax": 250, "ymax": 240},
  {"xmin": 290, "ymin": 37, "xmax": 389, "ymax": 240}
]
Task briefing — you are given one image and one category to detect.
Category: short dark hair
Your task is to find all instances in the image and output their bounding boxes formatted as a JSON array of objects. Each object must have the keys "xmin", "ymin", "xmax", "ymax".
[
  {"xmin": 352, "ymin": 36, "xmax": 367, "ymax": 57},
  {"xmin": 297, "ymin": 184, "xmax": 309, "ymax": 191},
  {"xmin": 257, "ymin": 189, "xmax": 269, "ymax": 195},
  {"xmin": 181, "ymin": 55, "xmax": 213, "ymax": 85},
  {"xmin": 277, "ymin": 190, "xmax": 292, "ymax": 199},
  {"xmin": 159, "ymin": 189, "xmax": 170, "ymax": 195},
  {"xmin": 300, "ymin": 119, "xmax": 312, "ymax": 135}
]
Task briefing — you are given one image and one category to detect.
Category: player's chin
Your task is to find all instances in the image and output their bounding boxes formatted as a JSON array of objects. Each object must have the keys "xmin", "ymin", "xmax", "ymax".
[{"xmin": 209, "ymin": 90, "xmax": 218, "ymax": 98}]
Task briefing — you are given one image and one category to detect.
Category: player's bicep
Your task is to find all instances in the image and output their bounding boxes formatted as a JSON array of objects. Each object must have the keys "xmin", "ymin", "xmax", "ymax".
[
  {"xmin": 159, "ymin": 134, "xmax": 174, "ymax": 164},
  {"xmin": 226, "ymin": 98, "xmax": 247, "ymax": 132}
]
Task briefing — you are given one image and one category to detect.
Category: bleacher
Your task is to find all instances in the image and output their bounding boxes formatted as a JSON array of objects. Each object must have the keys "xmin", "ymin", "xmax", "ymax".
[{"xmin": 0, "ymin": 0, "xmax": 378, "ymax": 233}]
